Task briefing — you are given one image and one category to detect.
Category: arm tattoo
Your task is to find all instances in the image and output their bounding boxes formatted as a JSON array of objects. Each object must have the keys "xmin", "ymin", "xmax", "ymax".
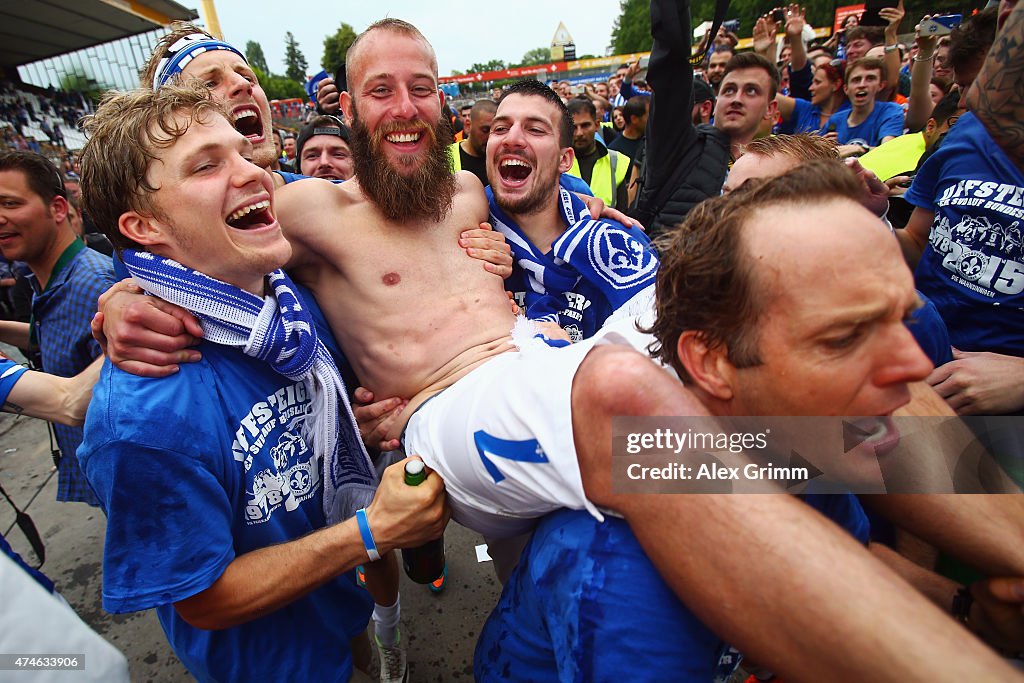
[
  {"xmin": 3, "ymin": 400, "xmax": 24, "ymax": 416},
  {"xmin": 971, "ymin": 4, "xmax": 1024, "ymax": 171}
]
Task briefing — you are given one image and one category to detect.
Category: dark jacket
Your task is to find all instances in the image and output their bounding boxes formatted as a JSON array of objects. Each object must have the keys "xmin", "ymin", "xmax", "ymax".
[{"xmin": 633, "ymin": 0, "xmax": 731, "ymax": 244}]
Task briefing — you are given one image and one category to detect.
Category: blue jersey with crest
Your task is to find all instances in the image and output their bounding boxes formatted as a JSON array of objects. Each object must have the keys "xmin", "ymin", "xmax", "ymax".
[{"xmin": 489, "ymin": 186, "xmax": 658, "ymax": 342}]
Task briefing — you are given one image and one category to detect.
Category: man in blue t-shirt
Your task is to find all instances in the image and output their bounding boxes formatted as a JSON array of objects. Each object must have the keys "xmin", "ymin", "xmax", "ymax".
[
  {"xmin": 896, "ymin": 4, "xmax": 1024, "ymax": 417},
  {"xmin": 900, "ymin": 111, "xmax": 1024, "ymax": 414},
  {"xmin": 75, "ymin": 85, "xmax": 447, "ymax": 683},
  {"xmin": 825, "ymin": 57, "xmax": 904, "ymax": 158}
]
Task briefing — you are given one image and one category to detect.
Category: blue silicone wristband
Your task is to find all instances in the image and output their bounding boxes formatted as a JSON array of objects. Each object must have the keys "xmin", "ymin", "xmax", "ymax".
[{"xmin": 355, "ymin": 508, "xmax": 381, "ymax": 562}]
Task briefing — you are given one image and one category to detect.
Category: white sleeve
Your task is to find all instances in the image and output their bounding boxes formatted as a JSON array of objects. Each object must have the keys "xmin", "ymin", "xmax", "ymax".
[{"xmin": 0, "ymin": 554, "xmax": 130, "ymax": 682}]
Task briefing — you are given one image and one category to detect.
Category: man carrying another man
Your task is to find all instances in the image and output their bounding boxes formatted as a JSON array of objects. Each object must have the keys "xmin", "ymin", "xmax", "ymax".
[
  {"xmin": 98, "ymin": 15, "xmax": 1024, "ymax": 683},
  {"xmin": 477, "ymin": 158, "xmax": 1024, "ymax": 682}
]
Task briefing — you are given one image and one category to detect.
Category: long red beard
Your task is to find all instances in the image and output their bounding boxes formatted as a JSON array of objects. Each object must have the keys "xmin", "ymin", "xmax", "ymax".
[{"xmin": 349, "ymin": 108, "xmax": 458, "ymax": 224}]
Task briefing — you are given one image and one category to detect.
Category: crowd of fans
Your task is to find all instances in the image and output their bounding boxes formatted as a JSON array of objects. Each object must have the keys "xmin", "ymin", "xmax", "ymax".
[
  {"xmin": 433, "ymin": 3, "xmax": 986, "ymax": 215},
  {"xmin": 0, "ymin": 1, "xmax": 1023, "ymax": 682},
  {"xmin": 0, "ymin": 81, "xmax": 90, "ymax": 156}
]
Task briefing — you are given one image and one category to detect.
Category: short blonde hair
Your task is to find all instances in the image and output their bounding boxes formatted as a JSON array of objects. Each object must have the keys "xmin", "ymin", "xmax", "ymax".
[
  {"xmin": 79, "ymin": 81, "xmax": 226, "ymax": 253},
  {"xmin": 742, "ymin": 133, "xmax": 839, "ymax": 163},
  {"xmin": 346, "ymin": 18, "xmax": 438, "ymax": 88}
]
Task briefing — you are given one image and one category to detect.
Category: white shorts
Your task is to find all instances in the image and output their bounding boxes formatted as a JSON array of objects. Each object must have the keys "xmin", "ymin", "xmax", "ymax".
[{"xmin": 404, "ymin": 290, "xmax": 664, "ymax": 538}]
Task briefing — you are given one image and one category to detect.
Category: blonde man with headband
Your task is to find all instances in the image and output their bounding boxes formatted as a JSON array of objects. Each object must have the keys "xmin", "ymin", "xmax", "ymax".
[
  {"xmin": 143, "ymin": 25, "xmax": 281, "ymax": 177},
  {"xmin": 102, "ymin": 22, "xmax": 513, "ymax": 682}
]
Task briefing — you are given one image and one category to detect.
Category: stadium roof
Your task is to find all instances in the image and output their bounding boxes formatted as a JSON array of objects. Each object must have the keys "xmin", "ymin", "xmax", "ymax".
[{"xmin": 0, "ymin": 0, "xmax": 198, "ymax": 70}]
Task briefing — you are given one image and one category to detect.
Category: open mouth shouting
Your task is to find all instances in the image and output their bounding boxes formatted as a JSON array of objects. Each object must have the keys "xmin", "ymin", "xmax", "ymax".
[
  {"xmin": 231, "ymin": 105, "xmax": 265, "ymax": 142},
  {"xmin": 226, "ymin": 197, "xmax": 275, "ymax": 231},
  {"xmin": 497, "ymin": 156, "xmax": 532, "ymax": 187},
  {"xmin": 847, "ymin": 415, "xmax": 902, "ymax": 459}
]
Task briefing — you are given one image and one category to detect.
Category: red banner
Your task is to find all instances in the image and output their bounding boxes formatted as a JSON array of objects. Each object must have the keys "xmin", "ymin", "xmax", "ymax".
[{"xmin": 439, "ymin": 63, "xmax": 567, "ymax": 85}]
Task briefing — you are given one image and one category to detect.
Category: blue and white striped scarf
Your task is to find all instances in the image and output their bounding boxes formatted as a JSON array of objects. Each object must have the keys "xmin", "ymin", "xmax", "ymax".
[
  {"xmin": 488, "ymin": 186, "xmax": 588, "ymax": 325},
  {"xmin": 121, "ymin": 250, "xmax": 376, "ymax": 524},
  {"xmin": 489, "ymin": 186, "xmax": 659, "ymax": 337}
]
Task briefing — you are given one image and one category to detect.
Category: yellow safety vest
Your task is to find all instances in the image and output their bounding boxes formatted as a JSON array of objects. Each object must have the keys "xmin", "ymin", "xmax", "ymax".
[
  {"xmin": 448, "ymin": 141, "xmax": 463, "ymax": 173},
  {"xmin": 565, "ymin": 156, "xmax": 583, "ymax": 183},
  {"xmin": 570, "ymin": 149, "xmax": 630, "ymax": 208},
  {"xmin": 859, "ymin": 132, "xmax": 926, "ymax": 182}
]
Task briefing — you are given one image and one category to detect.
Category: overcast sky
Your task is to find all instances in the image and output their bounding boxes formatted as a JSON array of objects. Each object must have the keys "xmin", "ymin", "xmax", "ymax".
[{"xmin": 207, "ymin": 0, "xmax": 625, "ymax": 78}]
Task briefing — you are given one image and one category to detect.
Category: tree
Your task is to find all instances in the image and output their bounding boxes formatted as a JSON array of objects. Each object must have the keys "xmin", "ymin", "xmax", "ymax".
[
  {"xmin": 283, "ymin": 32, "xmax": 309, "ymax": 83},
  {"xmin": 468, "ymin": 59, "xmax": 506, "ymax": 74},
  {"xmin": 244, "ymin": 41, "xmax": 269, "ymax": 74},
  {"xmin": 610, "ymin": 0, "xmax": 652, "ymax": 54},
  {"xmin": 322, "ymin": 23, "xmax": 357, "ymax": 81},
  {"xmin": 252, "ymin": 66, "xmax": 305, "ymax": 101},
  {"xmin": 518, "ymin": 47, "xmax": 551, "ymax": 66}
]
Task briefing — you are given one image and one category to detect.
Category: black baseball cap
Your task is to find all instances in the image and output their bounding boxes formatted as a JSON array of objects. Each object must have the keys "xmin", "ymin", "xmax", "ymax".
[
  {"xmin": 693, "ymin": 77, "xmax": 715, "ymax": 104},
  {"xmin": 296, "ymin": 116, "xmax": 351, "ymax": 160}
]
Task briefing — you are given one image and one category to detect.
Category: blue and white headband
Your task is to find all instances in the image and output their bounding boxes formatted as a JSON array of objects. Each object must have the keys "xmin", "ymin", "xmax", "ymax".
[{"xmin": 152, "ymin": 33, "xmax": 248, "ymax": 89}]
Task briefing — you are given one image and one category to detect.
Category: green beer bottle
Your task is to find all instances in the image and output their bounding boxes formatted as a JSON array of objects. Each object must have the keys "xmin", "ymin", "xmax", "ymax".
[{"xmin": 401, "ymin": 460, "xmax": 446, "ymax": 584}]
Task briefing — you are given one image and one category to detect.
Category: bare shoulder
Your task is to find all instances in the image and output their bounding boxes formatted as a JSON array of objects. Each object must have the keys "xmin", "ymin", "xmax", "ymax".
[
  {"xmin": 277, "ymin": 178, "xmax": 356, "ymax": 236},
  {"xmin": 453, "ymin": 170, "xmax": 489, "ymax": 221},
  {"xmin": 277, "ymin": 177, "xmax": 357, "ymax": 214}
]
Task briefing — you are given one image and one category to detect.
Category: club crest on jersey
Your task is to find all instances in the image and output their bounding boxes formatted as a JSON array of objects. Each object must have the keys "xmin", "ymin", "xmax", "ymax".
[{"xmin": 587, "ymin": 226, "xmax": 658, "ymax": 289}]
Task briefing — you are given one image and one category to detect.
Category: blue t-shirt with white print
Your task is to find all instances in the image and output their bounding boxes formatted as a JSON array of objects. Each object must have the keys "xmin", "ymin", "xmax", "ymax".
[
  {"xmin": 904, "ymin": 113, "xmax": 1024, "ymax": 356},
  {"xmin": 79, "ymin": 301, "xmax": 372, "ymax": 683}
]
